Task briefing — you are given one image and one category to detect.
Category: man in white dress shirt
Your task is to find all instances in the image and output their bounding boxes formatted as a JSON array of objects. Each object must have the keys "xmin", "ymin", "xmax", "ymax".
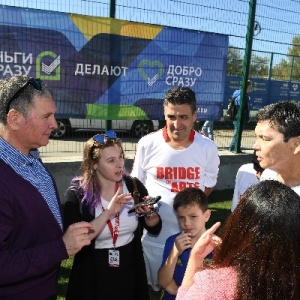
[
  {"xmin": 253, "ymin": 101, "xmax": 300, "ymax": 195},
  {"xmin": 231, "ymin": 151, "xmax": 264, "ymax": 212}
]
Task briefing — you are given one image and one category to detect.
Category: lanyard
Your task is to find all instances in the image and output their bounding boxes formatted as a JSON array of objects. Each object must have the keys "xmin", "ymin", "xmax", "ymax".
[{"xmin": 99, "ymin": 183, "xmax": 120, "ymax": 249}]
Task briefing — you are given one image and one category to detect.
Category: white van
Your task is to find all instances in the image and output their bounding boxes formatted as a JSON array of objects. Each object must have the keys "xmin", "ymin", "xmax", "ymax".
[{"xmin": 51, "ymin": 118, "xmax": 160, "ymax": 139}]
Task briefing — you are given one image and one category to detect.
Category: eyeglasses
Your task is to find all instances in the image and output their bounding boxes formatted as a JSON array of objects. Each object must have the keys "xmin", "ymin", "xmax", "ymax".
[
  {"xmin": 93, "ymin": 130, "xmax": 117, "ymax": 144},
  {"xmin": 6, "ymin": 77, "xmax": 43, "ymax": 114}
]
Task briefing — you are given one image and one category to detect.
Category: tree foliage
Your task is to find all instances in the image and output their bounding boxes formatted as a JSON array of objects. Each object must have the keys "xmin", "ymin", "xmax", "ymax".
[
  {"xmin": 227, "ymin": 47, "xmax": 269, "ymax": 78},
  {"xmin": 272, "ymin": 35, "xmax": 300, "ymax": 81},
  {"xmin": 249, "ymin": 55, "xmax": 269, "ymax": 78},
  {"xmin": 226, "ymin": 36, "xmax": 300, "ymax": 81},
  {"xmin": 226, "ymin": 47, "xmax": 243, "ymax": 76}
]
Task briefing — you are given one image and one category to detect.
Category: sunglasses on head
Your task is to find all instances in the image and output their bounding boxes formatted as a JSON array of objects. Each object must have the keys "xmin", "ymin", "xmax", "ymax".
[
  {"xmin": 93, "ymin": 130, "xmax": 117, "ymax": 144},
  {"xmin": 6, "ymin": 77, "xmax": 43, "ymax": 114}
]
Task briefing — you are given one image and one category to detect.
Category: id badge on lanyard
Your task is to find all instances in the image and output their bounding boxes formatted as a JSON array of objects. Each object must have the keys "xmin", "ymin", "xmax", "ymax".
[{"xmin": 108, "ymin": 249, "xmax": 120, "ymax": 267}]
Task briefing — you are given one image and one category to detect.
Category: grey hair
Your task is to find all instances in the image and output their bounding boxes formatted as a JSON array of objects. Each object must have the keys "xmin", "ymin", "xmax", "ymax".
[{"xmin": 0, "ymin": 75, "xmax": 53, "ymax": 124}]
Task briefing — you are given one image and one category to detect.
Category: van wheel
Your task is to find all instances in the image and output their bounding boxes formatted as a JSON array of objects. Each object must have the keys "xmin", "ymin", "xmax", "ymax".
[
  {"xmin": 131, "ymin": 120, "xmax": 153, "ymax": 138},
  {"xmin": 51, "ymin": 119, "xmax": 71, "ymax": 139}
]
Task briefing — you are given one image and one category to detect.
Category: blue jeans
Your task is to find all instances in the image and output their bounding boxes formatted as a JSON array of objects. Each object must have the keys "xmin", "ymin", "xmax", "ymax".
[
  {"xmin": 201, "ymin": 120, "xmax": 214, "ymax": 140},
  {"xmin": 229, "ymin": 121, "xmax": 237, "ymax": 150},
  {"xmin": 229, "ymin": 120, "xmax": 246, "ymax": 150}
]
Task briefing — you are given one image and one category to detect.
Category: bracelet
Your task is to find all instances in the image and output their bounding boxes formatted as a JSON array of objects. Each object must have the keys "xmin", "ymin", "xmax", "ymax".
[
  {"xmin": 145, "ymin": 210, "xmax": 158, "ymax": 219},
  {"xmin": 136, "ymin": 207, "xmax": 158, "ymax": 218}
]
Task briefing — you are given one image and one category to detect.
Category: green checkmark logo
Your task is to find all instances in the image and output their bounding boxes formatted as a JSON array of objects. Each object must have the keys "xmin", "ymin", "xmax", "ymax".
[
  {"xmin": 138, "ymin": 60, "xmax": 164, "ymax": 86},
  {"xmin": 36, "ymin": 51, "xmax": 60, "ymax": 80}
]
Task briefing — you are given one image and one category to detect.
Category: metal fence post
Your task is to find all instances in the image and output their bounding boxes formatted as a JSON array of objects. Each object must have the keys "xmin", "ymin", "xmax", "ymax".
[
  {"xmin": 234, "ymin": 0, "xmax": 256, "ymax": 153},
  {"xmin": 106, "ymin": 0, "xmax": 116, "ymax": 131}
]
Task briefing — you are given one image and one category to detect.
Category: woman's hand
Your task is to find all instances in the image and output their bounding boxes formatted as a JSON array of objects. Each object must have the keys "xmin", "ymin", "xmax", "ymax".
[
  {"xmin": 106, "ymin": 187, "xmax": 132, "ymax": 218},
  {"xmin": 134, "ymin": 196, "xmax": 160, "ymax": 226},
  {"xmin": 134, "ymin": 196, "xmax": 156, "ymax": 216},
  {"xmin": 181, "ymin": 222, "xmax": 222, "ymax": 287},
  {"xmin": 89, "ymin": 187, "xmax": 132, "ymax": 240},
  {"xmin": 191, "ymin": 222, "xmax": 222, "ymax": 260}
]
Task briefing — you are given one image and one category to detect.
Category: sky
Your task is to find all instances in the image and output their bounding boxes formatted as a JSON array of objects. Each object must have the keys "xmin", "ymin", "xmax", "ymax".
[{"xmin": 0, "ymin": 0, "xmax": 300, "ymax": 63}]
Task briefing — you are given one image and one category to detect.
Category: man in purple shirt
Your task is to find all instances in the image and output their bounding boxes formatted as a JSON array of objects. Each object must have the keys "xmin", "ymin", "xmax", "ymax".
[{"xmin": 0, "ymin": 75, "xmax": 93, "ymax": 299}]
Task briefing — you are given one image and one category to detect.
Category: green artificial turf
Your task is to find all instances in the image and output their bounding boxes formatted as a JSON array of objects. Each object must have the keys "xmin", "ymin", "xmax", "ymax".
[
  {"xmin": 57, "ymin": 257, "xmax": 73, "ymax": 300},
  {"xmin": 207, "ymin": 189, "xmax": 233, "ymax": 227}
]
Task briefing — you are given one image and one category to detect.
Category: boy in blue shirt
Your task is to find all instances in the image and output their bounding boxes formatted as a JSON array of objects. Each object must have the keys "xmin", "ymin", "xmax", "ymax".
[{"xmin": 157, "ymin": 187, "xmax": 212, "ymax": 299}]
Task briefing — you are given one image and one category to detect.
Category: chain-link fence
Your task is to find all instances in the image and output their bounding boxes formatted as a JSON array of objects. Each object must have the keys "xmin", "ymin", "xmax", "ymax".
[{"xmin": 1, "ymin": 0, "xmax": 299, "ymax": 157}]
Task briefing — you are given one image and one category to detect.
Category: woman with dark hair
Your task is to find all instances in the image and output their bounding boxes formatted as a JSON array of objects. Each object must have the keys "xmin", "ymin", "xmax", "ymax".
[
  {"xmin": 62, "ymin": 131, "xmax": 162, "ymax": 300},
  {"xmin": 177, "ymin": 180, "xmax": 300, "ymax": 300}
]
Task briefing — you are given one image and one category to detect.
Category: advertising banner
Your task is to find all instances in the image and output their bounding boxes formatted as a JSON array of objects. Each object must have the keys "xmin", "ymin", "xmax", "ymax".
[
  {"xmin": 0, "ymin": 6, "xmax": 229, "ymax": 121},
  {"xmin": 224, "ymin": 75, "xmax": 300, "ymax": 111}
]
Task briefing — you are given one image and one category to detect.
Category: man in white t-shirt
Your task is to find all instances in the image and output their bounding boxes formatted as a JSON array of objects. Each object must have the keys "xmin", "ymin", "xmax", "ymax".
[
  {"xmin": 231, "ymin": 152, "xmax": 264, "ymax": 212},
  {"xmin": 260, "ymin": 168, "xmax": 300, "ymax": 195},
  {"xmin": 253, "ymin": 101, "xmax": 300, "ymax": 195},
  {"xmin": 131, "ymin": 87, "xmax": 220, "ymax": 294}
]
